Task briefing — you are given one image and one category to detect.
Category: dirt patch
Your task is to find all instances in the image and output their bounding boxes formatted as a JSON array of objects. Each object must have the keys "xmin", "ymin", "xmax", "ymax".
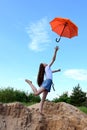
[{"xmin": 0, "ymin": 101, "xmax": 87, "ymax": 130}]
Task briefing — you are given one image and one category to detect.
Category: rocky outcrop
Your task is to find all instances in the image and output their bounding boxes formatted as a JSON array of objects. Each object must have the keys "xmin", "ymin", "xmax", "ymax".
[
  {"xmin": 0, "ymin": 101, "xmax": 87, "ymax": 130},
  {"xmin": 43, "ymin": 101, "xmax": 87, "ymax": 130},
  {"xmin": 0, "ymin": 102, "xmax": 31, "ymax": 130}
]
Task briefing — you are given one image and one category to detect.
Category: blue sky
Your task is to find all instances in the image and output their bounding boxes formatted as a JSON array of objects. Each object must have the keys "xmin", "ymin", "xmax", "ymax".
[{"xmin": 0, "ymin": 0, "xmax": 87, "ymax": 100}]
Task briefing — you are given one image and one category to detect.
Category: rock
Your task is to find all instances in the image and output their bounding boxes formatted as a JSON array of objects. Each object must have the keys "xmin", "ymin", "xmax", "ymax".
[{"xmin": 0, "ymin": 101, "xmax": 87, "ymax": 130}]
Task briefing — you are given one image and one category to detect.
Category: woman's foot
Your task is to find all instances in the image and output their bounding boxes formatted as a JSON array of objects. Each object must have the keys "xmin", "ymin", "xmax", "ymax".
[{"xmin": 25, "ymin": 79, "xmax": 32, "ymax": 85}]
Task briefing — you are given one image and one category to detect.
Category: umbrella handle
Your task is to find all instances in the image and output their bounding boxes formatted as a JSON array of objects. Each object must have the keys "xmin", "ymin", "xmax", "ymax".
[{"xmin": 56, "ymin": 37, "xmax": 61, "ymax": 42}]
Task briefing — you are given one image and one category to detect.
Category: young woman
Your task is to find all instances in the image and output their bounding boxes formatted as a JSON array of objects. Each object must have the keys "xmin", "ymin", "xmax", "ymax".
[{"xmin": 25, "ymin": 46, "xmax": 61, "ymax": 115}]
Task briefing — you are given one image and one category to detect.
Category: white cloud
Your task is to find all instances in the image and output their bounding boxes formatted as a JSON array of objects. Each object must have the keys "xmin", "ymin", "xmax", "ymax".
[
  {"xmin": 26, "ymin": 17, "xmax": 51, "ymax": 51},
  {"xmin": 64, "ymin": 69, "xmax": 87, "ymax": 81}
]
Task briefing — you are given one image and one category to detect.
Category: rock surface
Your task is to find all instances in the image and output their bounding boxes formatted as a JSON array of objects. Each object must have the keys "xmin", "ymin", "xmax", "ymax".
[{"xmin": 0, "ymin": 101, "xmax": 87, "ymax": 130}]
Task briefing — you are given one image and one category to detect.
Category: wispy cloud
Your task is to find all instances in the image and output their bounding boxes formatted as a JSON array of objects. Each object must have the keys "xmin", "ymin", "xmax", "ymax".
[
  {"xmin": 26, "ymin": 17, "xmax": 51, "ymax": 51},
  {"xmin": 64, "ymin": 69, "xmax": 87, "ymax": 81}
]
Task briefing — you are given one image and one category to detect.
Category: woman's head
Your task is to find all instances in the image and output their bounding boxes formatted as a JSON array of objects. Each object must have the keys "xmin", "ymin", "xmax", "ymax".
[{"xmin": 37, "ymin": 63, "xmax": 46, "ymax": 86}]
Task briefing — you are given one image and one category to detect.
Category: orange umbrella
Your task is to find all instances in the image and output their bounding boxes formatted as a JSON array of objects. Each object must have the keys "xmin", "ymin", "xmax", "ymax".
[{"xmin": 50, "ymin": 17, "xmax": 78, "ymax": 42}]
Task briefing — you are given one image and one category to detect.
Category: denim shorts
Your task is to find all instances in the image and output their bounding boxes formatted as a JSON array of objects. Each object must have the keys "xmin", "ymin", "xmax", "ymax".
[{"xmin": 41, "ymin": 79, "xmax": 52, "ymax": 92}]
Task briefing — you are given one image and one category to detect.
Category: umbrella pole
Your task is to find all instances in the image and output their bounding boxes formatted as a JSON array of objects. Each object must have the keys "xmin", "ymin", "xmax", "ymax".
[{"xmin": 56, "ymin": 22, "xmax": 68, "ymax": 42}]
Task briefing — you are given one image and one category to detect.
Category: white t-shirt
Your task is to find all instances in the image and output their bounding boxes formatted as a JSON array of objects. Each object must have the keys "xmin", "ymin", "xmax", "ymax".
[{"xmin": 45, "ymin": 65, "xmax": 52, "ymax": 80}]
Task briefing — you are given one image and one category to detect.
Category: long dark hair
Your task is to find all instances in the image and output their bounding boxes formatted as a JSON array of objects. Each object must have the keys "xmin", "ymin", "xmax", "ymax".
[{"xmin": 37, "ymin": 63, "xmax": 45, "ymax": 87}]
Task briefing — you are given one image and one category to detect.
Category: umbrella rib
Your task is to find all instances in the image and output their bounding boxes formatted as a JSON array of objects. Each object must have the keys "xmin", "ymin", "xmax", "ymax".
[{"xmin": 60, "ymin": 22, "xmax": 68, "ymax": 36}]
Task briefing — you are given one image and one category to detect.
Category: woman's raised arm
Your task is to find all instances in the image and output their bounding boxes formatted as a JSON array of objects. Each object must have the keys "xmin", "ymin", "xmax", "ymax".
[{"xmin": 49, "ymin": 46, "xmax": 59, "ymax": 67}]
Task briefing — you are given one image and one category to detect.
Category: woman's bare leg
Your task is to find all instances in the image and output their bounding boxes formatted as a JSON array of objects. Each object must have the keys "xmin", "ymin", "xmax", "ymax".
[
  {"xmin": 25, "ymin": 79, "xmax": 45, "ymax": 96},
  {"xmin": 39, "ymin": 90, "xmax": 48, "ymax": 115}
]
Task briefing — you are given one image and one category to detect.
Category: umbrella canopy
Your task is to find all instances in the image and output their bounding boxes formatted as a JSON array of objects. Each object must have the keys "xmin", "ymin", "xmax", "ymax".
[{"xmin": 50, "ymin": 17, "xmax": 78, "ymax": 42}]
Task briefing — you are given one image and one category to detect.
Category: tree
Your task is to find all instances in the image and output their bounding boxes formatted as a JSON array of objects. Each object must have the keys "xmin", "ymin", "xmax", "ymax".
[
  {"xmin": 70, "ymin": 84, "xmax": 86, "ymax": 106},
  {"xmin": 52, "ymin": 92, "xmax": 71, "ymax": 104},
  {"xmin": 58, "ymin": 92, "xmax": 71, "ymax": 103}
]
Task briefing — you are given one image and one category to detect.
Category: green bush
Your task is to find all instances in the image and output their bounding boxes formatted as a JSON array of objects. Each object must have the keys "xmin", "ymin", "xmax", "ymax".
[
  {"xmin": 0, "ymin": 87, "xmax": 41, "ymax": 103},
  {"xmin": 0, "ymin": 87, "xmax": 15, "ymax": 103},
  {"xmin": 27, "ymin": 93, "xmax": 41, "ymax": 102},
  {"xmin": 53, "ymin": 92, "xmax": 71, "ymax": 104}
]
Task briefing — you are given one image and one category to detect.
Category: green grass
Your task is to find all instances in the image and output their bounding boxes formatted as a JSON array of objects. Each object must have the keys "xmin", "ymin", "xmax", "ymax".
[
  {"xmin": 22, "ymin": 102, "xmax": 37, "ymax": 106},
  {"xmin": 78, "ymin": 106, "xmax": 87, "ymax": 114}
]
